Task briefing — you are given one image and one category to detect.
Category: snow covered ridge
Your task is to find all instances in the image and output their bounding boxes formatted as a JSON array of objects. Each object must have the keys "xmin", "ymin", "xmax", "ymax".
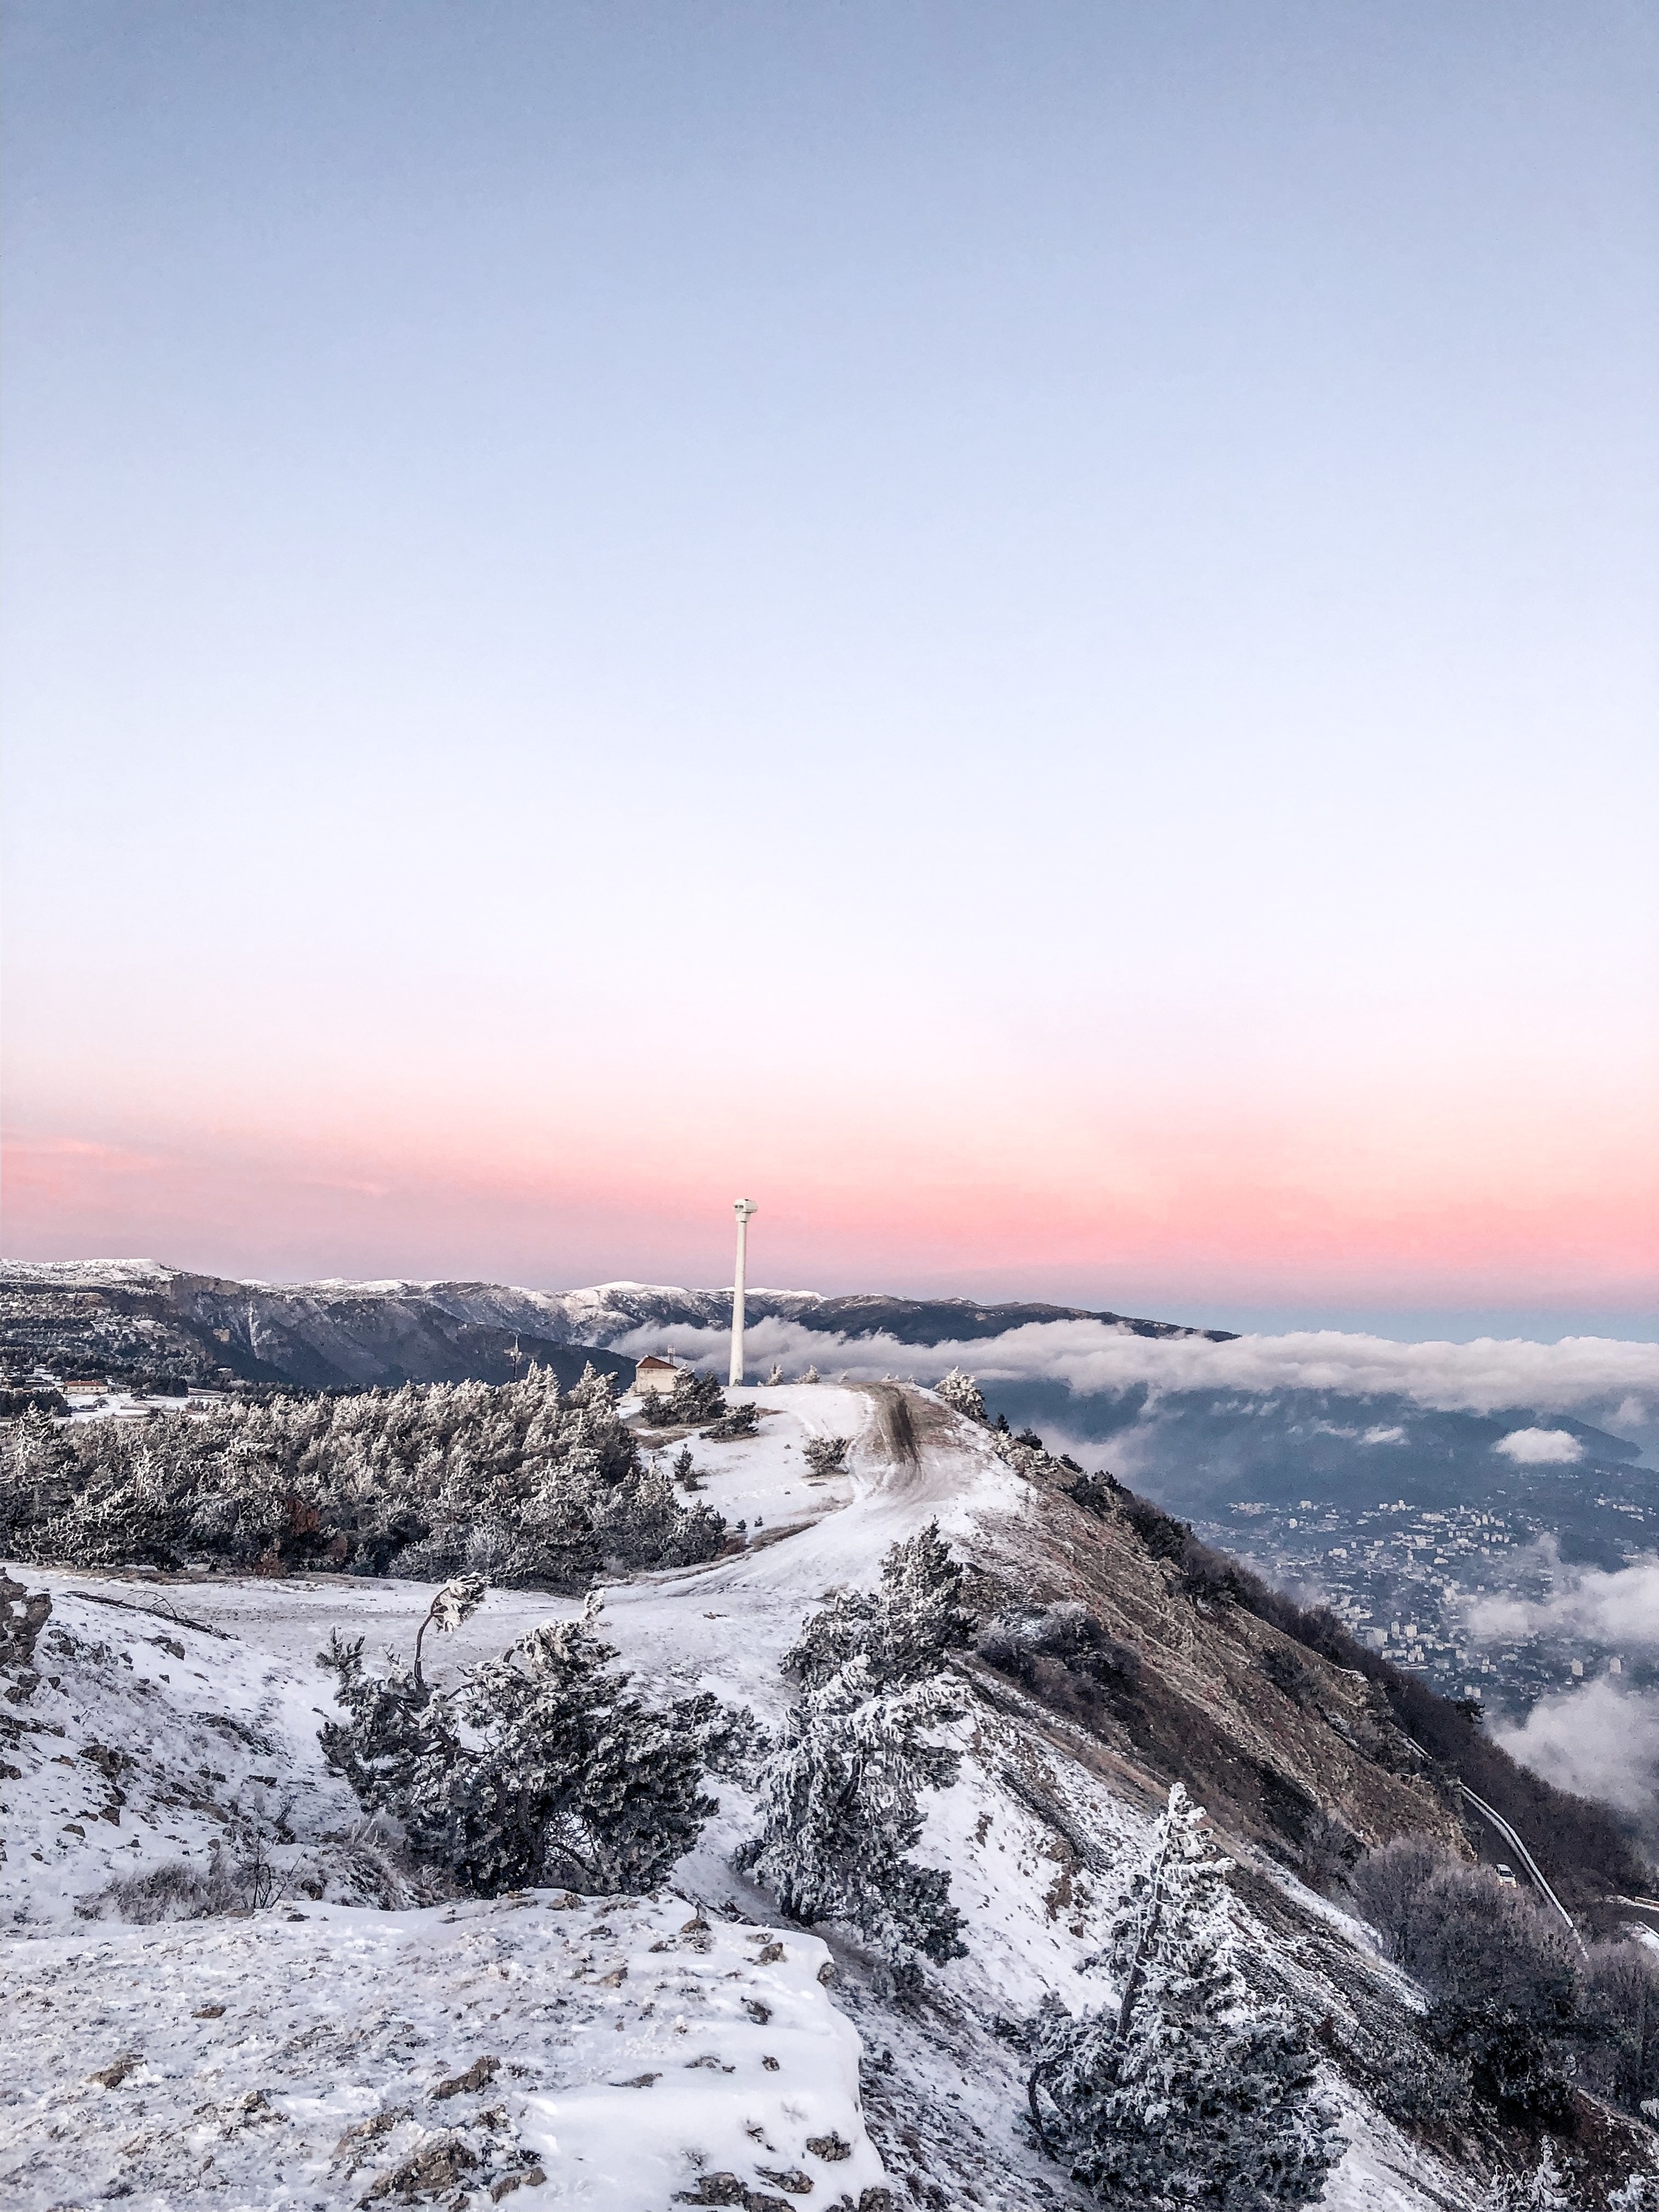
[
  {"xmin": 7, "ymin": 1381, "xmax": 1659, "ymax": 2209},
  {"xmin": 0, "ymin": 1891, "xmax": 890, "ymax": 2212}
]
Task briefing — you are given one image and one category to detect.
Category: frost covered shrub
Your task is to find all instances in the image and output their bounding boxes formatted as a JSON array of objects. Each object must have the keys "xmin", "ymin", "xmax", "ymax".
[
  {"xmin": 1493, "ymin": 2143, "xmax": 1574, "ymax": 2212},
  {"xmin": 1030, "ymin": 1783, "xmax": 1342, "ymax": 2210},
  {"xmin": 88, "ymin": 1823, "xmax": 292, "ymax": 1922},
  {"xmin": 1368, "ymin": 2035, "xmax": 1471, "ymax": 2125},
  {"xmin": 976, "ymin": 1603, "xmax": 1140, "ymax": 1690},
  {"xmin": 318, "ymin": 1606, "xmax": 734, "ymax": 1897},
  {"xmin": 935, "ymin": 1369, "xmax": 987, "ymax": 1424},
  {"xmin": 1350, "ymin": 1835, "xmax": 1584, "ymax": 2122},
  {"xmin": 783, "ymin": 1522, "xmax": 972, "ymax": 1693},
  {"xmin": 90, "ymin": 1857, "xmax": 246, "ymax": 1924},
  {"xmin": 2, "ymin": 1364, "xmax": 723, "ymax": 1588},
  {"xmin": 638, "ymin": 1369, "xmax": 727, "ymax": 1428},
  {"xmin": 705, "ymin": 1400, "xmax": 760, "ymax": 1440},
  {"xmin": 801, "ymin": 1434, "xmax": 851, "ymax": 1479},
  {"xmin": 1117, "ymin": 1491, "xmax": 1191, "ymax": 1565},
  {"xmin": 1581, "ymin": 1939, "xmax": 1659, "ymax": 2116},
  {"xmin": 1255, "ymin": 1643, "xmax": 1318, "ymax": 1706},
  {"xmin": 741, "ymin": 1526, "xmax": 971, "ymax": 1980}
]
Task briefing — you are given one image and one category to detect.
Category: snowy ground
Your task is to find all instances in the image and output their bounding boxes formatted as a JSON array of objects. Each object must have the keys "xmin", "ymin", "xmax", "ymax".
[
  {"xmin": 0, "ymin": 1890, "xmax": 888, "ymax": 2212},
  {"xmin": 1, "ymin": 1385, "xmax": 1497, "ymax": 2210},
  {"xmin": 1, "ymin": 1577, "xmax": 360, "ymax": 1929}
]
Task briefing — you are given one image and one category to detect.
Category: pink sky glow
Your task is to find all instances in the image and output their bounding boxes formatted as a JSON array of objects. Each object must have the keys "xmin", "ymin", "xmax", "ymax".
[{"xmin": 4, "ymin": 7, "xmax": 1656, "ymax": 1334}]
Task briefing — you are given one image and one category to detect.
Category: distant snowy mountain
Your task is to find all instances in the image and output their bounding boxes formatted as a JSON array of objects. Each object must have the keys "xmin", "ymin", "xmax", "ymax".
[
  {"xmin": 0, "ymin": 1261, "xmax": 634, "ymax": 1393},
  {"xmin": 0, "ymin": 1260, "xmax": 1225, "ymax": 1392}
]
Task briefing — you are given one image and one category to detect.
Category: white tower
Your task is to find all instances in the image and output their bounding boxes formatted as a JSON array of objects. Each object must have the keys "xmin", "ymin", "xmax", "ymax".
[{"xmin": 729, "ymin": 1198, "xmax": 758, "ymax": 1387}]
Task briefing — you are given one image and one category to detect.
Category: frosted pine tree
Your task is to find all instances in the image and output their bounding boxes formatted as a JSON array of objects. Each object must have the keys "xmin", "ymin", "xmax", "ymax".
[
  {"xmin": 744, "ymin": 1527, "xmax": 972, "ymax": 1977},
  {"xmin": 565, "ymin": 1361, "xmax": 621, "ymax": 1410},
  {"xmin": 736, "ymin": 1654, "xmax": 966, "ymax": 1981},
  {"xmin": 784, "ymin": 1521, "xmax": 972, "ymax": 1691},
  {"xmin": 1031, "ymin": 1783, "xmax": 1342, "ymax": 2210},
  {"xmin": 318, "ymin": 1605, "xmax": 718, "ymax": 1896},
  {"xmin": 1495, "ymin": 2144, "xmax": 1571, "ymax": 2212},
  {"xmin": 936, "ymin": 1368, "xmax": 988, "ymax": 1424}
]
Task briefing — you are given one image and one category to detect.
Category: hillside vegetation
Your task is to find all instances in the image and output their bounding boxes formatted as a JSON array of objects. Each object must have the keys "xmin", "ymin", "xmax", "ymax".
[{"xmin": 0, "ymin": 1366, "xmax": 724, "ymax": 1586}]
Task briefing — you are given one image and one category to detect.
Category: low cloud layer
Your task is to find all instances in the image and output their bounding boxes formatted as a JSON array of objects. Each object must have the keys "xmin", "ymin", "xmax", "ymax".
[
  {"xmin": 1465, "ymin": 1549, "xmax": 1659, "ymax": 1653},
  {"xmin": 1491, "ymin": 1679, "xmax": 1659, "ymax": 1826},
  {"xmin": 616, "ymin": 1316, "xmax": 1658, "ymax": 1439}
]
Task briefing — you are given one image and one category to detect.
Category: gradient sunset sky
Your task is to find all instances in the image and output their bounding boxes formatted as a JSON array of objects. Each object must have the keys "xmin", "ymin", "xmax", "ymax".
[{"xmin": 3, "ymin": 2, "xmax": 1656, "ymax": 1335}]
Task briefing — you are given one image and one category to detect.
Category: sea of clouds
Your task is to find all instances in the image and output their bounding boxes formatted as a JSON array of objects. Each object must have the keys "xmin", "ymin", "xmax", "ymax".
[
  {"xmin": 623, "ymin": 1312, "xmax": 1659, "ymax": 1832},
  {"xmin": 1467, "ymin": 1548, "xmax": 1659, "ymax": 1828},
  {"xmin": 618, "ymin": 1316, "xmax": 1658, "ymax": 1445}
]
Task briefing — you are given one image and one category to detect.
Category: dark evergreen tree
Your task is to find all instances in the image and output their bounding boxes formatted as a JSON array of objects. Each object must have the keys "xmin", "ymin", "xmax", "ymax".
[
  {"xmin": 784, "ymin": 1521, "xmax": 972, "ymax": 1691},
  {"xmin": 1030, "ymin": 1783, "xmax": 1342, "ymax": 2210},
  {"xmin": 318, "ymin": 1604, "xmax": 719, "ymax": 1896}
]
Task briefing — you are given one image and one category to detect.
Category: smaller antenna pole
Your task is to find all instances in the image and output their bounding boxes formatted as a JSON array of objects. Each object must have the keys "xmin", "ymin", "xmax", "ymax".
[{"xmin": 730, "ymin": 1199, "xmax": 757, "ymax": 1387}]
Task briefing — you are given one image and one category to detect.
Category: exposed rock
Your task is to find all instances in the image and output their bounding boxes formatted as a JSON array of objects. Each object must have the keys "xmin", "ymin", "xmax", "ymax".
[
  {"xmin": 432, "ymin": 2053, "xmax": 498, "ymax": 2099},
  {"xmin": 360, "ymin": 2131, "xmax": 477, "ymax": 2204},
  {"xmin": 0, "ymin": 1574, "xmax": 52, "ymax": 1671},
  {"xmin": 86, "ymin": 2052, "xmax": 140, "ymax": 2088}
]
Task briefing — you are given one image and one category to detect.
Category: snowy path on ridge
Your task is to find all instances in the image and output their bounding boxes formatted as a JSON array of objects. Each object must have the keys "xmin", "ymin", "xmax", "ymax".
[
  {"xmin": 604, "ymin": 1383, "xmax": 1029, "ymax": 1712},
  {"xmin": 25, "ymin": 1386, "xmax": 1027, "ymax": 1715}
]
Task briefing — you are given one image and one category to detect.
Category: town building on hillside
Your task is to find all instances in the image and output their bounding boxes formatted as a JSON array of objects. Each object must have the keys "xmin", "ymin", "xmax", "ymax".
[{"xmin": 633, "ymin": 1356, "xmax": 682, "ymax": 1398}]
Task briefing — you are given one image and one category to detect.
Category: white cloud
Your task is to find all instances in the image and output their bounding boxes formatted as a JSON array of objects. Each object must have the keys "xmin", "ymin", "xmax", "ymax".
[
  {"xmin": 1465, "ymin": 1549, "xmax": 1659, "ymax": 1653},
  {"xmin": 1362, "ymin": 1424, "xmax": 1407, "ymax": 1445},
  {"xmin": 615, "ymin": 1316, "xmax": 1659, "ymax": 1437},
  {"xmin": 1491, "ymin": 1679, "xmax": 1659, "ymax": 1824},
  {"xmin": 1493, "ymin": 1428, "xmax": 1584, "ymax": 1465}
]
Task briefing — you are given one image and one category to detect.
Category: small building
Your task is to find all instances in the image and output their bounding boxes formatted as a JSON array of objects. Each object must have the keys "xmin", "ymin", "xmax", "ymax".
[{"xmin": 633, "ymin": 1356, "xmax": 683, "ymax": 1399}]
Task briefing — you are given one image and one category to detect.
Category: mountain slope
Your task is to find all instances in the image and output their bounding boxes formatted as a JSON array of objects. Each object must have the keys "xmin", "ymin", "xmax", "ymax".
[
  {"xmin": 0, "ymin": 1261, "xmax": 1227, "ymax": 1394},
  {"xmin": 6, "ymin": 1381, "xmax": 1654, "ymax": 2207}
]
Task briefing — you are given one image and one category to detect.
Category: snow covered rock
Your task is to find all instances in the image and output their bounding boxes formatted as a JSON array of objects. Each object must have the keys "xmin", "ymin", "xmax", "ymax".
[
  {"xmin": 0, "ymin": 1576, "xmax": 360, "ymax": 1928},
  {"xmin": 0, "ymin": 1890, "xmax": 889, "ymax": 2210}
]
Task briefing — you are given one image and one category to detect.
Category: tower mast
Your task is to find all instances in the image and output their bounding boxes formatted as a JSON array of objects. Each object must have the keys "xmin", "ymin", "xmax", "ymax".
[{"xmin": 729, "ymin": 1198, "xmax": 758, "ymax": 1387}]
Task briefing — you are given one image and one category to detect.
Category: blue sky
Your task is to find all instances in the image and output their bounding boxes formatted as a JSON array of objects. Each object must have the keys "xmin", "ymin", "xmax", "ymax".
[{"xmin": 4, "ymin": 3, "xmax": 1656, "ymax": 1332}]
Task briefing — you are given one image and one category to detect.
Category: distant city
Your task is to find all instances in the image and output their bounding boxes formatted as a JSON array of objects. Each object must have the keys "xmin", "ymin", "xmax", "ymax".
[{"xmin": 1194, "ymin": 1482, "xmax": 1656, "ymax": 1716}]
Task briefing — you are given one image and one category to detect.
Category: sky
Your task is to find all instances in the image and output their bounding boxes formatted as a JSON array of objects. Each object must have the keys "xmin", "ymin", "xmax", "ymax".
[{"xmin": 3, "ymin": 2, "xmax": 1657, "ymax": 1335}]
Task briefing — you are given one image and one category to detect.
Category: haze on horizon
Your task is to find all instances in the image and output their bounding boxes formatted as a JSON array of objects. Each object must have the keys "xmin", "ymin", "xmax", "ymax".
[{"xmin": 2, "ymin": 2, "xmax": 1656, "ymax": 1340}]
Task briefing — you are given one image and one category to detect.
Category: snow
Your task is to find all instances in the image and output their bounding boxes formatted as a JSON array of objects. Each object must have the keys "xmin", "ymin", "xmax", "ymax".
[
  {"xmin": 0, "ymin": 1891, "xmax": 888, "ymax": 2212},
  {"xmin": 2, "ymin": 1382, "xmax": 1495, "ymax": 2210},
  {"xmin": 59, "ymin": 1386, "xmax": 229, "ymax": 1424},
  {"xmin": 1, "ymin": 1578, "xmax": 359, "ymax": 1930},
  {"xmin": 0, "ymin": 1258, "xmax": 181, "ymax": 1288}
]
